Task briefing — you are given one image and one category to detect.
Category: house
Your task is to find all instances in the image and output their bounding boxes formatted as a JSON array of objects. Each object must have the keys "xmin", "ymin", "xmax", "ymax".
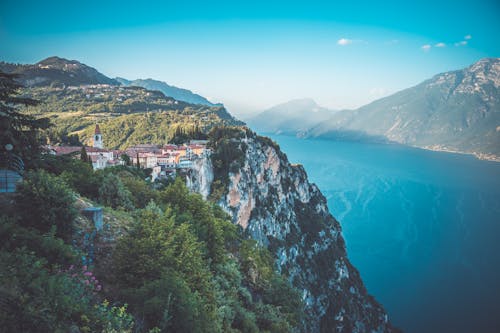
[
  {"xmin": 90, "ymin": 154, "xmax": 108, "ymax": 170},
  {"xmin": 134, "ymin": 152, "xmax": 158, "ymax": 169},
  {"xmin": 86, "ymin": 147, "xmax": 114, "ymax": 161},
  {"xmin": 156, "ymin": 153, "xmax": 178, "ymax": 169},
  {"xmin": 162, "ymin": 144, "xmax": 178, "ymax": 155},
  {"xmin": 187, "ymin": 144, "xmax": 205, "ymax": 157},
  {"xmin": 50, "ymin": 146, "xmax": 82, "ymax": 156}
]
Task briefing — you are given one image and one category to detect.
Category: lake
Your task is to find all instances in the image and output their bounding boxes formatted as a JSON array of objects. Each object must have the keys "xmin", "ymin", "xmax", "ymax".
[{"xmin": 266, "ymin": 134, "xmax": 500, "ymax": 333}]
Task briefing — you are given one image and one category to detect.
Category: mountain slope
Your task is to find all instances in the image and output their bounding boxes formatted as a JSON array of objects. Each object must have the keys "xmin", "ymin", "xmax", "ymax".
[
  {"xmin": 20, "ymin": 85, "xmax": 242, "ymax": 149},
  {"xmin": 116, "ymin": 77, "xmax": 215, "ymax": 106},
  {"xmin": 0, "ymin": 56, "xmax": 119, "ymax": 87},
  {"xmin": 248, "ymin": 98, "xmax": 336, "ymax": 134},
  {"xmin": 309, "ymin": 58, "xmax": 500, "ymax": 160}
]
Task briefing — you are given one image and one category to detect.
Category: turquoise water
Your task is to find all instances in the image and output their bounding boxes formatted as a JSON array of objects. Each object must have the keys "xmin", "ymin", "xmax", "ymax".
[{"xmin": 267, "ymin": 134, "xmax": 500, "ymax": 333}]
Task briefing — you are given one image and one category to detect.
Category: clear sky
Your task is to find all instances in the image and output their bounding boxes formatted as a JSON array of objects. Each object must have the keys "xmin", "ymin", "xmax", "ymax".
[{"xmin": 1, "ymin": 0, "xmax": 499, "ymax": 117}]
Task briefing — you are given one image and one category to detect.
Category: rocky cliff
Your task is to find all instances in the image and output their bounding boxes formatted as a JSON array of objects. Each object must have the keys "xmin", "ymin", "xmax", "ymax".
[{"xmin": 188, "ymin": 128, "xmax": 398, "ymax": 332}]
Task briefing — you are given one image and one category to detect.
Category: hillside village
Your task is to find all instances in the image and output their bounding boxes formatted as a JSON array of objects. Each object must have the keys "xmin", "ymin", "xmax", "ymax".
[{"xmin": 47, "ymin": 124, "xmax": 210, "ymax": 181}]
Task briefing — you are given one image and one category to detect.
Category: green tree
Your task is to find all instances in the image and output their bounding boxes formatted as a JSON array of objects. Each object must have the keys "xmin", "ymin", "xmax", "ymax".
[
  {"xmin": 80, "ymin": 146, "xmax": 89, "ymax": 162},
  {"xmin": 98, "ymin": 173, "xmax": 133, "ymax": 210},
  {"xmin": 121, "ymin": 175, "xmax": 158, "ymax": 208},
  {"xmin": 120, "ymin": 153, "xmax": 131, "ymax": 166},
  {"xmin": 14, "ymin": 170, "xmax": 77, "ymax": 241},
  {"xmin": 0, "ymin": 71, "xmax": 50, "ymax": 166},
  {"xmin": 112, "ymin": 205, "xmax": 216, "ymax": 332}
]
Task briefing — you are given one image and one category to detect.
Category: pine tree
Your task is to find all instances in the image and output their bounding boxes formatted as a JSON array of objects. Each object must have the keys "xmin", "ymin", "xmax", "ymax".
[
  {"xmin": 0, "ymin": 71, "xmax": 50, "ymax": 166},
  {"xmin": 80, "ymin": 146, "xmax": 88, "ymax": 162}
]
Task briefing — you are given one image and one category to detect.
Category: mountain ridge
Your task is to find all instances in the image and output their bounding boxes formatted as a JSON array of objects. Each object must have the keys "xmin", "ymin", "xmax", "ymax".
[
  {"xmin": 0, "ymin": 56, "xmax": 119, "ymax": 87},
  {"xmin": 116, "ymin": 77, "xmax": 216, "ymax": 106},
  {"xmin": 248, "ymin": 98, "xmax": 337, "ymax": 135}
]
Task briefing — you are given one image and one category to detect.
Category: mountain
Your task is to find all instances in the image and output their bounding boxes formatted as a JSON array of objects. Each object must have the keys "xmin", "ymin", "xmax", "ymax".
[
  {"xmin": 309, "ymin": 58, "xmax": 500, "ymax": 160},
  {"xmin": 248, "ymin": 98, "xmax": 336, "ymax": 134},
  {"xmin": 0, "ymin": 56, "xmax": 119, "ymax": 87},
  {"xmin": 116, "ymin": 77, "xmax": 216, "ymax": 106},
  {"xmin": 188, "ymin": 128, "xmax": 399, "ymax": 332}
]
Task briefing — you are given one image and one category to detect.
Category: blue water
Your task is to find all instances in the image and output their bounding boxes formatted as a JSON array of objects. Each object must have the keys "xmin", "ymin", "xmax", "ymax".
[{"xmin": 266, "ymin": 134, "xmax": 500, "ymax": 333}]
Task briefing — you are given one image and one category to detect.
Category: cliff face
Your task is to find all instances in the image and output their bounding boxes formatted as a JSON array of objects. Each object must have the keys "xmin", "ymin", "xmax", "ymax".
[{"xmin": 188, "ymin": 131, "xmax": 398, "ymax": 332}]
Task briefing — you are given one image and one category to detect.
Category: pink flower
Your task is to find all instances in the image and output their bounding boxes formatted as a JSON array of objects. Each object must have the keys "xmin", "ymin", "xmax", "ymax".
[
  {"xmin": 71, "ymin": 273, "xmax": 77, "ymax": 278},
  {"xmin": 91, "ymin": 276, "xmax": 96, "ymax": 281},
  {"xmin": 96, "ymin": 285, "xmax": 102, "ymax": 291},
  {"xmin": 82, "ymin": 265, "xmax": 88, "ymax": 271},
  {"xmin": 84, "ymin": 271, "xmax": 92, "ymax": 276},
  {"xmin": 84, "ymin": 280, "xmax": 90, "ymax": 285},
  {"xmin": 69, "ymin": 265, "xmax": 75, "ymax": 271}
]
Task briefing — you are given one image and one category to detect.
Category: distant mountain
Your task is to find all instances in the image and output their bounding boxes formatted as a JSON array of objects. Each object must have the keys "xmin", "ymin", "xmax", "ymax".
[
  {"xmin": 309, "ymin": 58, "xmax": 500, "ymax": 160},
  {"xmin": 116, "ymin": 77, "xmax": 215, "ymax": 106},
  {"xmin": 0, "ymin": 56, "xmax": 119, "ymax": 87},
  {"xmin": 248, "ymin": 98, "xmax": 336, "ymax": 134}
]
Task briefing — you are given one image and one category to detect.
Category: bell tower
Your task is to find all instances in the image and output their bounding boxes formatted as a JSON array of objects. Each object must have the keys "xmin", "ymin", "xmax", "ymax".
[{"xmin": 93, "ymin": 124, "xmax": 103, "ymax": 149}]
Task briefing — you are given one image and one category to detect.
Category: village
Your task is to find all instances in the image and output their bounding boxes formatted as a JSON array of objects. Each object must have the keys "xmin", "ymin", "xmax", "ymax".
[{"xmin": 47, "ymin": 124, "xmax": 210, "ymax": 181}]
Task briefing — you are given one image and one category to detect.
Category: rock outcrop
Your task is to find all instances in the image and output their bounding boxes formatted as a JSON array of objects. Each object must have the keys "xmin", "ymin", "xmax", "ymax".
[{"xmin": 188, "ymin": 130, "xmax": 399, "ymax": 332}]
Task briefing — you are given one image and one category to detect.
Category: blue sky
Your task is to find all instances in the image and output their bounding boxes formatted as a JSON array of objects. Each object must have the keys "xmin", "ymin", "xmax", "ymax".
[{"xmin": 1, "ymin": 0, "xmax": 499, "ymax": 116}]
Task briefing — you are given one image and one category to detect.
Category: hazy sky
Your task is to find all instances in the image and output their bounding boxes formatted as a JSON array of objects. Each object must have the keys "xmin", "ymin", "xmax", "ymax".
[{"xmin": 1, "ymin": 0, "xmax": 499, "ymax": 116}]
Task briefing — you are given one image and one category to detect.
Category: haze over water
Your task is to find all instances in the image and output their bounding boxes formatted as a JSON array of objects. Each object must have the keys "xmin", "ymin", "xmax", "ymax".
[{"xmin": 267, "ymin": 134, "xmax": 500, "ymax": 333}]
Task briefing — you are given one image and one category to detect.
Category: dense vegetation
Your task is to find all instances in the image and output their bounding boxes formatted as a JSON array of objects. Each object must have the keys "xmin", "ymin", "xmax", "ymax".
[
  {"xmin": 1, "ymin": 156, "xmax": 304, "ymax": 332},
  {"xmin": 207, "ymin": 126, "xmax": 253, "ymax": 201}
]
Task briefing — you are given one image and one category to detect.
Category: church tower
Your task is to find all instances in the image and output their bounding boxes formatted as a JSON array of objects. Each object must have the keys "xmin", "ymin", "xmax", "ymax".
[{"xmin": 93, "ymin": 124, "xmax": 103, "ymax": 149}]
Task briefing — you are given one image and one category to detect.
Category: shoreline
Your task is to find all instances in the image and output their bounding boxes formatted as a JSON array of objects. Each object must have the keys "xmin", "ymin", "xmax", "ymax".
[{"xmin": 420, "ymin": 145, "xmax": 500, "ymax": 163}]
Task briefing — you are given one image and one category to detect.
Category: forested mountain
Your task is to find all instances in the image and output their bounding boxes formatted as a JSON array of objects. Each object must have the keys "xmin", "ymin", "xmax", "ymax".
[{"xmin": 309, "ymin": 58, "xmax": 500, "ymax": 160}]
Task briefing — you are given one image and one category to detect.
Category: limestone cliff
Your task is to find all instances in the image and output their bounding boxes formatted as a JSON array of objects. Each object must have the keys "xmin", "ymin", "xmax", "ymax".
[{"xmin": 187, "ymin": 129, "xmax": 399, "ymax": 332}]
